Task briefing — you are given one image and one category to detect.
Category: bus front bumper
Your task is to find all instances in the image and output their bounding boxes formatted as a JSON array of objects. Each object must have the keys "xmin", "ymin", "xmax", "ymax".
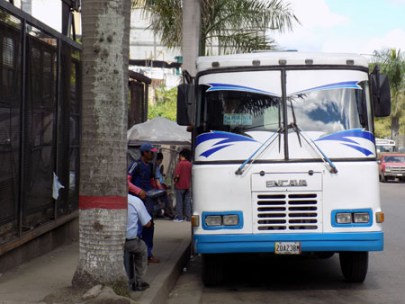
[{"xmin": 193, "ymin": 232, "xmax": 384, "ymax": 254}]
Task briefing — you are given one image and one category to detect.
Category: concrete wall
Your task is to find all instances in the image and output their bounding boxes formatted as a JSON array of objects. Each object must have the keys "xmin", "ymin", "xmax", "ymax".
[{"xmin": 0, "ymin": 216, "xmax": 78, "ymax": 273}]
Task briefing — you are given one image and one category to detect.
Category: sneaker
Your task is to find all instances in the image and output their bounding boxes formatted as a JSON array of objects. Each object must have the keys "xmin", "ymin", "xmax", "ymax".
[
  {"xmin": 163, "ymin": 212, "xmax": 175, "ymax": 220},
  {"xmin": 148, "ymin": 256, "xmax": 160, "ymax": 263},
  {"xmin": 173, "ymin": 218, "xmax": 184, "ymax": 222},
  {"xmin": 133, "ymin": 281, "xmax": 150, "ymax": 291}
]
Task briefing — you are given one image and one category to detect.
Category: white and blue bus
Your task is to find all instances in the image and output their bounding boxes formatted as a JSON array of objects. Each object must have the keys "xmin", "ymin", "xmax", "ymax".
[{"xmin": 177, "ymin": 52, "xmax": 391, "ymax": 285}]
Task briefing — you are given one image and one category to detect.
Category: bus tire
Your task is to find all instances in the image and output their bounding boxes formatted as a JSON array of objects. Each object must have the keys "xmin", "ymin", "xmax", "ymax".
[
  {"xmin": 202, "ymin": 254, "xmax": 224, "ymax": 287},
  {"xmin": 339, "ymin": 251, "xmax": 368, "ymax": 283},
  {"xmin": 316, "ymin": 252, "xmax": 335, "ymax": 259}
]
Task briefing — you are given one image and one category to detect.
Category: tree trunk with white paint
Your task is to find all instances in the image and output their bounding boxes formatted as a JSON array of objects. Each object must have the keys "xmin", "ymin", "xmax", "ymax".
[{"xmin": 72, "ymin": 0, "xmax": 131, "ymax": 288}]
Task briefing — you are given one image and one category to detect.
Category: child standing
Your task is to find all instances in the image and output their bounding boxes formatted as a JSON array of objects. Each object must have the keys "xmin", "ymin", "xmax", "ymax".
[{"xmin": 173, "ymin": 149, "xmax": 192, "ymax": 222}]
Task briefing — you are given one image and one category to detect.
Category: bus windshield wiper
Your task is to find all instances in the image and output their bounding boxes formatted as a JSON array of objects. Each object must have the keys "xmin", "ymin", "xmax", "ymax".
[
  {"xmin": 289, "ymin": 98, "xmax": 302, "ymax": 147},
  {"xmin": 288, "ymin": 97, "xmax": 337, "ymax": 174},
  {"xmin": 289, "ymin": 122, "xmax": 338, "ymax": 174},
  {"xmin": 235, "ymin": 128, "xmax": 281, "ymax": 175}
]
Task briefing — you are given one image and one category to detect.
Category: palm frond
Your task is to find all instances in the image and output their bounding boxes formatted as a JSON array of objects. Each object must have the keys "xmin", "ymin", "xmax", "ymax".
[{"xmin": 134, "ymin": 0, "xmax": 299, "ymax": 54}]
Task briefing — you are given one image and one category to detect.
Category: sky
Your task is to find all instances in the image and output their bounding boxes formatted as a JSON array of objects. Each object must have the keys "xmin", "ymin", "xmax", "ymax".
[
  {"xmin": 31, "ymin": 0, "xmax": 61, "ymax": 31},
  {"xmin": 29, "ymin": 0, "xmax": 405, "ymax": 62},
  {"xmin": 271, "ymin": 0, "xmax": 405, "ymax": 59}
]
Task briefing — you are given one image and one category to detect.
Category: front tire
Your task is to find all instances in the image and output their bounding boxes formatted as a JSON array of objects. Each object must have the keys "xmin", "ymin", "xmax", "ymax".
[
  {"xmin": 316, "ymin": 252, "xmax": 335, "ymax": 259},
  {"xmin": 202, "ymin": 254, "xmax": 224, "ymax": 287},
  {"xmin": 339, "ymin": 251, "xmax": 368, "ymax": 283}
]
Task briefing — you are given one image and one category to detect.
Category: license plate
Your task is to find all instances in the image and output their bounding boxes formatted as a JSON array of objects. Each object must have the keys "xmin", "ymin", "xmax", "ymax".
[{"xmin": 275, "ymin": 242, "xmax": 301, "ymax": 255}]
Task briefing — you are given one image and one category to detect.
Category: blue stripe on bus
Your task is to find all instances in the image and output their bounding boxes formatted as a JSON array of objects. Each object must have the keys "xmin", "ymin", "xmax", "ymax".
[{"xmin": 194, "ymin": 231, "xmax": 383, "ymax": 253}]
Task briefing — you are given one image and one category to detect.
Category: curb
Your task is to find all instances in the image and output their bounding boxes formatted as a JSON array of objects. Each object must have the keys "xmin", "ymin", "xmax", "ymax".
[{"xmin": 133, "ymin": 238, "xmax": 191, "ymax": 304}]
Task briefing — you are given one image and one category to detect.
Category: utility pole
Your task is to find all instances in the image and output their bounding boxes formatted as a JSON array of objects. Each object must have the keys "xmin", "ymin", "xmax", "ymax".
[{"xmin": 181, "ymin": 0, "xmax": 200, "ymax": 77}]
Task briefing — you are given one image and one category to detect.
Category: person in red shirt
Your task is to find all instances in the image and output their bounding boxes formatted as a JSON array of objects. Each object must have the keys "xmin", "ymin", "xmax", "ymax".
[{"xmin": 173, "ymin": 149, "xmax": 192, "ymax": 222}]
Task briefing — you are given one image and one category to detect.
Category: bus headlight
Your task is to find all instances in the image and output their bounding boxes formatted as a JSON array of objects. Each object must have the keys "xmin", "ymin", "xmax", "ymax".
[
  {"xmin": 336, "ymin": 213, "xmax": 352, "ymax": 224},
  {"xmin": 353, "ymin": 212, "xmax": 370, "ymax": 223},
  {"xmin": 205, "ymin": 215, "xmax": 222, "ymax": 226},
  {"xmin": 202, "ymin": 211, "xmax": 243, "ymax": 229},
  {"xmin": 223, "ymin": 214, "xmax": 239, "ymax": 226},
  {"xmin": 332, "ymin": 209, "xmax": 372, "ymax": 226}
]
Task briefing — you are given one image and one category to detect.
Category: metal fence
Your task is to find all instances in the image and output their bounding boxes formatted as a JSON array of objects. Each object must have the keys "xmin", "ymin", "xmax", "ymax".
[{"xmin": 0, "ymin": 1, "xmax": 81, "ymax": 247}]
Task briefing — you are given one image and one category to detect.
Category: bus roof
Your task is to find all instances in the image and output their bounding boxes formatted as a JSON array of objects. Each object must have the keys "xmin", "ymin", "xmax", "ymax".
[{"xmin": 196, "ymin": 52, "xmax": 369, "ymax": 72}]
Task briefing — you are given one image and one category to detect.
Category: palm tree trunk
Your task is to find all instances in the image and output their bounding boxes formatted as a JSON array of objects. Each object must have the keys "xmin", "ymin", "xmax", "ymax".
[
  {"xmin": 181, "ymin": 0, "xmax": 201, "ymax": 76},
  {"xmin": 72, "ymin": 0, "xmax": 131, "ymax": 288},
  {"xmin": 391, "ymin": 115, "xmax": 400, "ymax": 143}
]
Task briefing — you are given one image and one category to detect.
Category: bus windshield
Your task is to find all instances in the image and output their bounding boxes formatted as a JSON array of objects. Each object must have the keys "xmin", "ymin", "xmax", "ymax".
[
  {"xmin": 197, "ymin": 85, "xmax": 282, "ymax": 134},
  {"xmin": 197, "ymin": 81, "xmax": 370, "ymax": 135},
  {"xmin": 287, "ymin": 80, "xmax": 369, "ymax": 133}
]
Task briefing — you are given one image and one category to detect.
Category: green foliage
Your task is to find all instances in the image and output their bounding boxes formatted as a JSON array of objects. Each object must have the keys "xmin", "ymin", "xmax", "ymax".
[
  {"xmin": 370, "ymin": 49, "xmax": 405, "ymax": 139},
  {"xmin": 374, "ymin": 117, "xmax": 391, "ymax": 138},
  {"xmin": 132, "ymin": 0, "xmax": 299, "ymax": 55},
  {"xmin": 148, "ymin": 86, "xmax": 177, "ymax": 121},
  {"xmin": 0, "ymin": 10, "xmax": 22, "ymax": 29}
]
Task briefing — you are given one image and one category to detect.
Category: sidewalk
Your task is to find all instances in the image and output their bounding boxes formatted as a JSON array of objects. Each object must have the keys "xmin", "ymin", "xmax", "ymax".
[{"xmin": 0, "ymin": 219, "xmax": 191, "ymax": 304}]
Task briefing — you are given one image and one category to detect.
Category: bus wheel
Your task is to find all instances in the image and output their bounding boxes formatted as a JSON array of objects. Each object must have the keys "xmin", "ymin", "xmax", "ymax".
[
  {"xmin": 202, "ymin": 254, "xmax": 224, "ymax": 287},
  {"xmin": 316, "ymin": 252, "xmax": 335, "ymax": 259},
  {"xmin": 339, "ymin": 252, "xmax": 368, "ymax": 283}
]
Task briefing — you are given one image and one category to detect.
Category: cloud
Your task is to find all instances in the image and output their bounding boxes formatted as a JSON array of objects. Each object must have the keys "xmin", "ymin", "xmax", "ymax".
[
  {"xmin": 363, "ymin": 29, "xmax": 405, "ymax": 53},
  {"xmin": 387, "ymin": 0, "xmax": 405, "ymax": 4},
  {"xmin": 271, "ymin": 0, "xmax": 349, "ymax": 51},
  {"xmin": 286, "ymin": 0, "xmax": 349, "ymax": 29},
  {"xmin": 304, "ymin": 29, "xmax": 405, "ymax": 56},
  {"xmin": 271, "ymin": 0, "xmax": 405, "ymax": 56}
]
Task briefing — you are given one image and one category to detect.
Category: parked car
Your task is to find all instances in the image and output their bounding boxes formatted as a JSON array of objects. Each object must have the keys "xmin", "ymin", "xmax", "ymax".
[{"xmin": 378, "ymin": 153, "xmax": 405, "ymax": 182}]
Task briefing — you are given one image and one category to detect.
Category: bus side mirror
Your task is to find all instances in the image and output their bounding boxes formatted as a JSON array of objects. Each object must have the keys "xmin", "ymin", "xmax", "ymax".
[
  {"xmin": 371, "ymin": 65, "xmax": 391, "ymax": 117},
  {"xmin": 177, "ymin": 83, "xmax": 195, "ymax": 126}
]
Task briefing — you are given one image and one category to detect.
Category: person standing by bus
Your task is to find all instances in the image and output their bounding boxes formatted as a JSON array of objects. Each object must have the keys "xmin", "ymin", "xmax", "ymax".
[
  {"xmin": 128, "ymin": 143, "xmax": 160, "ymax": 263},
  {"xmin": 124, "ymin": 194, "xmax": 151, "ymax": 291},
  {"xmin": 173, "ymin": 149, "xmax": 192, "ymax": 222}
]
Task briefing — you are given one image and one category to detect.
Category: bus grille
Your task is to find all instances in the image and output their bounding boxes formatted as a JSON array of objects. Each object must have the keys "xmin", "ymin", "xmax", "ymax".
[{"xmin": 255, "ymin": 193, "xmax": 320, "ymax": 231}]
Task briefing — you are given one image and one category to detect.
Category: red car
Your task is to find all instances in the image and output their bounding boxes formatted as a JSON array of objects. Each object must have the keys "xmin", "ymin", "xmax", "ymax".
[{"xmin": 378, "ymin": 153, "xmax": 405, "ymax": 182}]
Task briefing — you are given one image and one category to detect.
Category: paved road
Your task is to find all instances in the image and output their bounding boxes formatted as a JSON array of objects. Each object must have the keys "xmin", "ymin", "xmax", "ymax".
[{"xmin": 168, "ymin": 182, "xmax": 405, "ymax": 304}]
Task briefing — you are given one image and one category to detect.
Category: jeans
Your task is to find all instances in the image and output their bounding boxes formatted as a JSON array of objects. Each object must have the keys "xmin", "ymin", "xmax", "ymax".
[
  {"xmin": 142, "ymin": 197, "xmax": 155, "ymax": 258},
  {"xmin": 175, "ymin": 189, "xmax": 191, "ymax": 220},
  {"xmin": 123, "ymin": 238, "xmax": 148, "ymax": 288}
]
